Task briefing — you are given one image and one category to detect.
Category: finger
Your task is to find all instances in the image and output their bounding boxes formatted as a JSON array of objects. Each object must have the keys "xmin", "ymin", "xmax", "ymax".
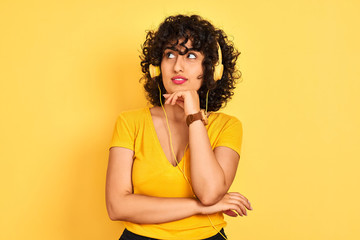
[
  {"xmin": 229, "ymin": 205, "xmax": 243, "ymax": 217},
  {"xmin": 171, "ymin": 95, "xmax": 178, "ymax": 105},
  {"xmin": 164, "ymin": 94, "xmax": 174, "ymax": 104},
  {"xmin": 223, "ymin": 210, "xmax": 238, "ymax": 217},
  {"xmin": 228, "ymin": 192, "xmax": 249, "ymax": 202},
  {"xmin": 225, "ymin": 198, "xmax": 249, "ymax": 216},
  {"xmin": 242, "ymin": 200, "xmax": 252, "ymax": 210},
  {"xmin": 238, "ymin": 193, "xmax": 250, "ymax": 204},
  {"xmin": 227, "ymin": 199, "xmax": 247, "ymax": 216},
  {"xmin": 228, "ymin": 192, "xmax": 252, "ymax": 210},
  {"xmin": 166, "ymin": 93, "xmax": 176, "ymax": 105},
  {"xmin": 171, "ymin": 93, "xmax": 183, "ymax": 105},
  {"xmin": 229, "ymin": 196, "xmax": 252, "ymax": 211},
  {"xmin": 231, "ymin": 196, "xmax": 252, "ymax": 210},
  {"xmin": 238, "ymin": 203, "xmax": 247, "ymax": 216}
]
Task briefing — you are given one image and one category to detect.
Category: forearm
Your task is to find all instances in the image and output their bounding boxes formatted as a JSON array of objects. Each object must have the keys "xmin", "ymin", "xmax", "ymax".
[
  {"xmin": 189, "ymin": 120, "xmax": 227, "ymax": 205},
  {"xmin": 107, "ymin": 193, "xmax": 201, "ymax": 224}
]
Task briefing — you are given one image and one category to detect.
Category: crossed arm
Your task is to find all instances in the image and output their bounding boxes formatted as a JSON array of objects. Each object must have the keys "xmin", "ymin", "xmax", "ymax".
[
  {"xmin": 188, "ymin": 120, "xmax": 240, "ymax": 206},
  {"xmin": 105, "ymin": 145, "xmax": 251, "ymax": 224}
]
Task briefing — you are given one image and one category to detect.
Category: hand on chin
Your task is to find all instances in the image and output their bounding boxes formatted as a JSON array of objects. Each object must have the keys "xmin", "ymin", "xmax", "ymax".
[
  {"xmin": 163, "ymin": 90, "xmax": 200, "ymax": 115},
  {"xmin": 164, "ymin": 94, "xmax": 184, "ymax": 109}
]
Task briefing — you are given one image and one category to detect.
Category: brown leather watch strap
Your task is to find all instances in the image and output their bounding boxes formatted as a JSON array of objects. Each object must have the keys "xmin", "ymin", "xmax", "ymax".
[{"xmin": 186, "ymin": 110, "xmax": 208, "ymax": 126}]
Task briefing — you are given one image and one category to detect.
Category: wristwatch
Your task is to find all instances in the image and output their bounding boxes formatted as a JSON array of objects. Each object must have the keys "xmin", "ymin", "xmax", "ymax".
[{"xmin": 186, "ymin": 109, "xmax": 208, "ymax": 126}]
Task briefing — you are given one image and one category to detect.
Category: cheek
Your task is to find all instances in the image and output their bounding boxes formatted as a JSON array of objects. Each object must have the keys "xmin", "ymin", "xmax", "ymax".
[
  {"xmin": 196, "ymin": 65, "xmax": 204, "ymax": 79},
  {"xmin": 161, "ymin": 62, "xmax": 172, "ymax": 76},
  {"xmin": 160, "ymin": 63, "xmax": 164, "ymax": 74},
  {"xmin": 197, "ymin": 61, "xmax": 204, "ymax": 74}
]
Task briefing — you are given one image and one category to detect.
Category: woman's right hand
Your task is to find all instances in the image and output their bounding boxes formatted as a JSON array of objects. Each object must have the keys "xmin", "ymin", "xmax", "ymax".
[{"xmin": 199, "ymin": 192, "xmax": 252, "ymax": 217}]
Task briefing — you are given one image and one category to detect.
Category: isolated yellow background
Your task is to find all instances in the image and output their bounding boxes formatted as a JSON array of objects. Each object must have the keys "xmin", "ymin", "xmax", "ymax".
[{"xmin": 1, "ymin": 0, "xmax": 359, "ymax": 239}]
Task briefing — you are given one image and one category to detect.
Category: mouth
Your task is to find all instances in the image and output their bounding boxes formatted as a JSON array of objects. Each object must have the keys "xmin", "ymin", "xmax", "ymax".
[{"xmin": 171, "ymin": 76, "xmax": 188, "ymax": 84}]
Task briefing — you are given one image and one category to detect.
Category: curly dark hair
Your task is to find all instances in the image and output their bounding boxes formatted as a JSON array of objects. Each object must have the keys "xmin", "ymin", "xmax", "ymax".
[{"xmin": 140, "ymin": 14, "xmax": 241, "ymax": 112}]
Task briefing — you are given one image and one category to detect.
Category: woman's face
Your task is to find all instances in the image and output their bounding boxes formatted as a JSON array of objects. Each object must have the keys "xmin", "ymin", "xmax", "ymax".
[{"xmin": 160, "ymin": 39, "xmax": 204, "ymax": 94}]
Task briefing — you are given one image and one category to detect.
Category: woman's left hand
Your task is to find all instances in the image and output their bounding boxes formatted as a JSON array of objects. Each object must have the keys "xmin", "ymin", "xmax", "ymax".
[{"xmin": 163, "ymin": 90, "xmax": 200, "ymax": 115}]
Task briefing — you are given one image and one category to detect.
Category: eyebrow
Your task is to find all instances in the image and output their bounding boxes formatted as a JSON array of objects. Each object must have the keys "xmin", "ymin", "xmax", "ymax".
[{"xmin": 163, "ymin": 46, "xmax": 196, "ymax": 55}]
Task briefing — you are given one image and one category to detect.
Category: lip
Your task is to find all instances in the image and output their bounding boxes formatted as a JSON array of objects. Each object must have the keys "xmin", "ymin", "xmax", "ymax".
[{"xmin": 171, "ymin": 76, "xmax": 188, "ymax": 84}]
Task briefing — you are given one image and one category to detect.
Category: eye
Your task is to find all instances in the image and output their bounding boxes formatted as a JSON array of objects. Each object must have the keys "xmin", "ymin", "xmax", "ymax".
[
  {"xmin": 187, "ymin": 53, "xmax": 196, "ymax": 59},
  {"xmin": 166, "ymin": 52, "xmax": 175, "ymax": 59}
]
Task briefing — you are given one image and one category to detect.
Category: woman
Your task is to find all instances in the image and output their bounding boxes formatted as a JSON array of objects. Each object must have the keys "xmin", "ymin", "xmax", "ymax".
[{"xmin": 106, "ymin": 15, "xmax": 252, "ymax": 240}]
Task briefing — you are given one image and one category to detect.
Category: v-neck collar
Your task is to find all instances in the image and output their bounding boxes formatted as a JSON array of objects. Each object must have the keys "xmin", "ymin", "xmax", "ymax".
[{"xmin": 146, "ymin": 106, "xmax": 188, "ymax": 168}]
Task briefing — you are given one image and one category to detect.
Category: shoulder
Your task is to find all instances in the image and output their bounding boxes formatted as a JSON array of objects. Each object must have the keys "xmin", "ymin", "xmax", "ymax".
[
  {"xmin": 113, "ymin": 107, "xmax": 149, "ymax": 133},
  {"xmin": 208, "ymin": 111, "xmax": 242, "ymax": 127},
  {"xmin": 117, "ymin": 107, "xmax": 149, "ymax": 122},
  {"xmin": 209, "ymin": 112, "xmax": 243, "ymax": 154}
]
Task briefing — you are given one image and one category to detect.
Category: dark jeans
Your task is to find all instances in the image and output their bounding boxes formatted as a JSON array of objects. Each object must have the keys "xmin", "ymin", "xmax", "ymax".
[{"xmin": 119, "ymin": 228, "xmax": 227, "ymax": 240}]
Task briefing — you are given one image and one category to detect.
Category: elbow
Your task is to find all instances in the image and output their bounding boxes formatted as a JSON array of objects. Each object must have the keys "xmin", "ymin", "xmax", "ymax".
[
  {"xmin": 198, "ymin": 194, "xmax": 222, "ymax": 206},
  {"xmin": 106, "ymin": 190, "xmax": 133, "ymax": 221},
  {"xmin": 197, "ymin": 190, "xmax": 225, "ymax": 206},
  {"xmin": 106, "ymin": 201, "xmax": 127, "ymax": 221},
  {"xmin": 107, "ymin": 205, "xmax": 121, "ymax": 221},
  {"xmin": 108, "ymin": 208, "xmax": 128, "ymax": 221},
  {"xmin": 106, "ymin": 192, "xmax": 133, "ymax": 221},
  {"xmin": 195, "ymin": 181, "xmax": 227, "ymax": 206},
  {"xmin": 108, "ymin": 212, "xmax": 118, "ymax": 221},
  {"xmin": 108, "ymin": 210, "xmax": 121, "ymax": 221}
]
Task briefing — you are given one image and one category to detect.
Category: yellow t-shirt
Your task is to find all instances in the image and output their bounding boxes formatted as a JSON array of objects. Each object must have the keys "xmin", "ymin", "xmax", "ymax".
[{"xmin": 109, "ymin": 107, "xmax": 243, "ymax": 239}]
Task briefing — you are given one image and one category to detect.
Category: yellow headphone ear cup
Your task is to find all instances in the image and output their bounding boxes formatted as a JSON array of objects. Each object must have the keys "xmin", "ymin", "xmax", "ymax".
[
  {"xmin": 213, "ymin": 43, "xmax": 223, "ymax": 82},
  {"xmin": 213, "ymin": 63, "xmax": 224, "ymax": 81},
  {"xmin": 149, "ymin": 64, "xmax": 161, "ymax": 78}
]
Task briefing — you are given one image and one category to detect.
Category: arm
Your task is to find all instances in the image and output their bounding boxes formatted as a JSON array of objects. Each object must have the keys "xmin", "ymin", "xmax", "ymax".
[
  {"xmin": 106, "ymin": 147, "xmax": 199, "ymax": 224},
  {"xmin": 188, "ymin": 120, "xmax": 240, "ymax": 205},
  {"xmin": 105, "ymin": 147, "xmax": 249, "ymax": 224},
  {"xmin": 164, "ymin": 91, "xmax": 241, "ymax": 206}
]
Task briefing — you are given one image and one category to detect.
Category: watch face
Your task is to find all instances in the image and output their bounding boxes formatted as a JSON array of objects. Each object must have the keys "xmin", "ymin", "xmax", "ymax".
[{"xmin": 200, "ymin": 110, "xmax": 208, "ymax": 125}]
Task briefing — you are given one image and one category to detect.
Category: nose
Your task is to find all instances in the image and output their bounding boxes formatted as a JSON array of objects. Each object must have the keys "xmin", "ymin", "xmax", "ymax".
[{"xmin": 173, "ymin": 55, "xmax": 184, "ymax": 73}]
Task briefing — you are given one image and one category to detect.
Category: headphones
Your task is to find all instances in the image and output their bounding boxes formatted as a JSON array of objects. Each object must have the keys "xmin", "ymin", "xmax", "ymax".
[{"xmin": 149, "ymin": 43, "xmax": 224, "ymax": 81}]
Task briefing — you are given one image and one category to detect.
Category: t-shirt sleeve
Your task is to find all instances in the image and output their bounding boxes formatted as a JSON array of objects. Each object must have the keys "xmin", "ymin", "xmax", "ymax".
[
  {"xmin": 109, "ymin": 113, "xmax": 135, "ymax": 151},
  {"xmin": 214, "ymin": 117, "xmax": 243, "ymax": 156}
]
